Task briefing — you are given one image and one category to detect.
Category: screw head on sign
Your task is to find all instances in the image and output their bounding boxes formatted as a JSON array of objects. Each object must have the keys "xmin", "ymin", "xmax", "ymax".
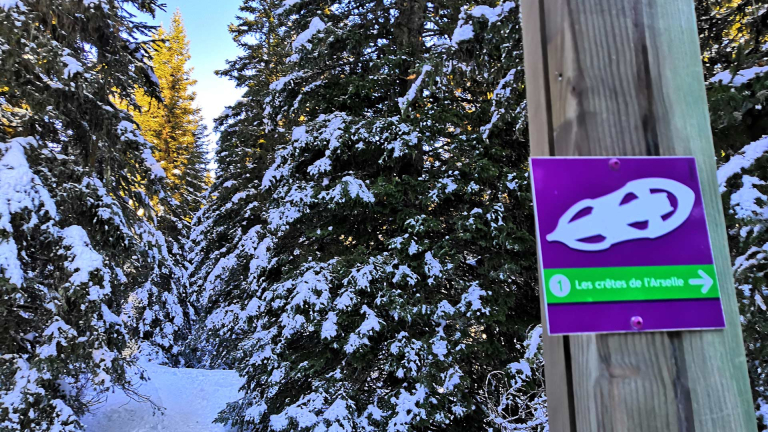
[
  {"xmin": 631, "ymin": 316, "xmax": 644, "ymax": 330},
  {"xmin": 609, "ymin": 158, "xmax": 621, "ymax": 171}
]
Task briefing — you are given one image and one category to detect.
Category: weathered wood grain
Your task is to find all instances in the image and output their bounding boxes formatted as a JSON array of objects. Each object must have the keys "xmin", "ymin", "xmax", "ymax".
[
  {"xmin": 520, "ymin": 0, "xmax": 756, "ymax": 431},
  {"xmin": 521, "ymin": 1, "xmax": 576, "ymax": 431}
]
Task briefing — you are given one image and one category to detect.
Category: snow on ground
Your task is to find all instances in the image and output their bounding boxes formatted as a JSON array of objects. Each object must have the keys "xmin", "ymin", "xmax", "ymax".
[{"xmin": 82, "ymin": 363, "xmax": 243, "ymax": 432}]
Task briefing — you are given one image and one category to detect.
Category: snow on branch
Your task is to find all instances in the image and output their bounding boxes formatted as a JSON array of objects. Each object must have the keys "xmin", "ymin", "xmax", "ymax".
[
  {"xmin": 60, "ymin": 225, "xmax": 111, "ymax": 301},
  {"xmin": 293, "ymin": 17, "xmax": 326, "ymax": 50},
  {"xmin": 0, "ymin": 138, "xmax": 57, "ymax": 287},
  {"xmin": 276, "ymin": 0, "xmax": 302, "ymax": 15},
  {"xmin": 451, "ymin": 24, "xmax": 474, "ymax": 45},
  {"xmin": 730, "ymin": 175, "xmax": 768, "ymax": 220},
  {"xmin": 319, "ymin": 176, "xmax": 374, "ymax": 205},
  {"xmin": 0, "ymin": 0, "xmax": 21, "ymax": 10},
  {"xmin": 717, "ymin": 136, "xmax": 768, "ymax": 192},
  {"xmin": 398, "ymin": 65, "xmax": 432, "ymax": 111},
  {"xmin": 452, "ymin": 2, "xmax": 517, "ymax": 45},
  {"xmin": 710, "ymin": 66, "xmax": 768, "ymax": 87},
  {"xmin": 467, "ymin": 2, "xmax": 517, "ymax": 23},
  {"xmin": 62, "ymin": 55, "xmax": 84, "ymax": 78},
  {"xmin": 480, "ymin": 326, "xmax": 547, "ymax": 432}
]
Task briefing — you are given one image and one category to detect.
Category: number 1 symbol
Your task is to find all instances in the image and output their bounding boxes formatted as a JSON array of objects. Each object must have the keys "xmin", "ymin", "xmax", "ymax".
[{"xmin": 549, "ymin": 274, "xmax": 571, "ymax": 298}]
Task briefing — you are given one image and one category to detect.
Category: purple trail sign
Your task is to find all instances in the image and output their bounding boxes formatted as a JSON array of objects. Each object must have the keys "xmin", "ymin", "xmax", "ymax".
[{"xmin": 530, "ymin": 157, "xmax": 726, "ymax": 335}]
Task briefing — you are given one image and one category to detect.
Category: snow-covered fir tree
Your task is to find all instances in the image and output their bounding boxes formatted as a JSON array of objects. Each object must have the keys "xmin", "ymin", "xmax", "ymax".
[
  {"xmin": 0, "ymin": 0, "xmax": 189, "ymax": 429},
  {"xmin": 701, "ymin": 0, "xmax": 768, "ymax": 428},
  {"xmin": 187, "ymin": 0, "xmax": 293, "ymax": 368},
  {"xmin": 5, "ymin": 0, "xmax": 768, "ymax": 430},
  {"xmin": 122, "ymin": 9, "xmax": 206, "ymax": 367},
  {"xmin": 480, "ymin": 326, "xmax": 546, "ymax": 432},
  {"xmin": 131, "ymin": 10, "xmax": 210, "ymax": 222},
  {"xmin": 191, "ymin": 0, "xmax": 542, "ymax": 430}
]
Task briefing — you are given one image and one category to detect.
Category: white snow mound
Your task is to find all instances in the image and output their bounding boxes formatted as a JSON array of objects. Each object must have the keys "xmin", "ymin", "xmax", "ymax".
[{"xmin": 82, "ymin": 363, "xmax": 243, "ymax": 432}]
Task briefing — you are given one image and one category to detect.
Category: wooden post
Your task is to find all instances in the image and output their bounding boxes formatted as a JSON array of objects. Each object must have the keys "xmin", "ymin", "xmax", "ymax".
[{"xmin": 520, "ymin": 1, "xmax": 757, "ymax": 431}]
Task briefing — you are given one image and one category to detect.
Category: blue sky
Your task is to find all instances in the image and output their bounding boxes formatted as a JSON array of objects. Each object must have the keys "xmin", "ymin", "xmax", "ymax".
[{"xmin": 144, "ymin": 1, "xmax": 244, "ymax": 133}]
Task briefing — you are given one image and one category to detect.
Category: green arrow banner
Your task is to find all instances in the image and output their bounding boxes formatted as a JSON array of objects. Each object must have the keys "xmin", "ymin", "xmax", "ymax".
[{"xmin": 542, "ymin": 264, "xmax": 719, "ymax": 304}]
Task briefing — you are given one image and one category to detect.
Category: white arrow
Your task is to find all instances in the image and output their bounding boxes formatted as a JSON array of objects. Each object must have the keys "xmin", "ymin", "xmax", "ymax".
[{"xmin": 688, "ymin": 269, "xmax": 714, "ymax": 294}]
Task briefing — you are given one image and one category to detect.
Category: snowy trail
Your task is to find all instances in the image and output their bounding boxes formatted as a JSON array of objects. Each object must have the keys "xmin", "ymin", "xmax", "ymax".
[{"xmin": 82, "ymin": 363, "xmax": 243, "ymax": 432}]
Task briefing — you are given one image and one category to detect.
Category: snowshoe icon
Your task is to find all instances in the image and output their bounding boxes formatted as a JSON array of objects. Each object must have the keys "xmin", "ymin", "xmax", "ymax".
[{"xmin": 546, "ymin": 178, "xmax": 695, "ymax": 251}]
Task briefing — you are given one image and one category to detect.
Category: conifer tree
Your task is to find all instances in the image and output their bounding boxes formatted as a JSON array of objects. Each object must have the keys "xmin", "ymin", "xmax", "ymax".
[
  {"xmin": 187, "ymin": 0, "xmax": 292, "ymax": 368},
  {"xmin": 192, "ymin": 0, "xmax": 541, "ymax": 430},
  {"xmin": 0, "ymin": 0, "xmax": 179, "ymax": 429},
  {"xmin": 122, "ymin": 10, "xmax": 205, "ymax": 367},
  {"xmin": 132, "ymin": 10, "xmax": 210, "ymax": 221},
  {"xmin": 701, "ymin": 0, "xmax": 768, "ymax": 427},
  {"xmin": 126, "ymin": 203, "xmax": 193, "ymax": 366}
]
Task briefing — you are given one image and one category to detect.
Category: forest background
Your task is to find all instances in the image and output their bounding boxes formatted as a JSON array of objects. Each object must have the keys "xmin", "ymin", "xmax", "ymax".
[{"xmin": 2, "ymin": 0, "xmax": 768, "ymax": 431}]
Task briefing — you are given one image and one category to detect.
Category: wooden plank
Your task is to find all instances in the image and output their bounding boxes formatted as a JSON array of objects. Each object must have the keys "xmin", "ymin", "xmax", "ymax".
[
  {"xmin": 521, "ymin": 1, "xmax": 575, "ymax": 431},
  {"xmin": 642, "ymin": 2, "xmax": 757, "ymax": 431},
  {"xmin": 544, "ymin": 2, "xmax": 687, "ymax": 429},
  {"xmin": 521, "ymin": 0, "xmax": 554, "ymax": 157},
  {"xmin": 520, "ymin": 0, "xmax": 757, "ymax": 430}
]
